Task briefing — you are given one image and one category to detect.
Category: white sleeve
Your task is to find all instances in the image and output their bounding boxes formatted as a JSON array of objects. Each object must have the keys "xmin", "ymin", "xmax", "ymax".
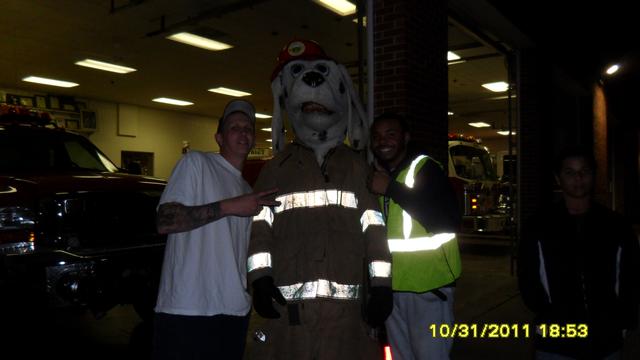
[{"xmin": 158, "ymin": 152, "xmax": 200, "ymax": 207}]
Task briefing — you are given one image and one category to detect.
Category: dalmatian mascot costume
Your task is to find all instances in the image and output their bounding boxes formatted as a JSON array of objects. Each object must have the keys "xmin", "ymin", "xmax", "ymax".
[{"xmin": 248, "ymin": 39, "xmax": 393, "ymax": 359}]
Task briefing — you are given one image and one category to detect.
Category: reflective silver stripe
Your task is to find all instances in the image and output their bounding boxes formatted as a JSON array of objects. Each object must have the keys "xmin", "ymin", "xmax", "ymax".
[
  {"xmin": 537, "ymin": 241, "xmax": 551, "ymax": 303},
  {"xmin": 402, "ymin": 209, "xmax": 412, "ymax": 239},
  {"xmin": 278, "ymin": 279, "xmax": 360, "ymax": 300},
  {"xmin": 388, "ymin": 233, "xmax": 456, "ymax": 252},
  {"xmin": 253, "ymin": 206, "xmax": 274, "ymax": 227},
  {"xmin": 369, "ymin": 261, "xmax": 391, "ymax": 278},
  {"xmin": 274, "ymin": 189, "xmax": 358, "ymax": 213},
  {"xmin": 401, "ymin": 155, "xmax": 427, "ymax": 239},
  {"xmin": 247, "ymin": 252, "xmax": 272, "ymax": 272},
  {"xmin": 405, "ymin": 155, "xmax": 427, "ymax": 189},
  {"xmin": 360, "ymin": 209, "xmax": 385, "ymax": 232}
]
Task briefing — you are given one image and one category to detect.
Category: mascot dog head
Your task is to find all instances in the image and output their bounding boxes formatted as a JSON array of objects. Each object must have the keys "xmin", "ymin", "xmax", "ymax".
[{"xmin": 270, "ymin": 39, "xmax": 368, "ymax": 165}]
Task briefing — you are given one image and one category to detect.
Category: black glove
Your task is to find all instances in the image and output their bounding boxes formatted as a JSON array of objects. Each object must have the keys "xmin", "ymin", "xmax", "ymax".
[
  {"xmin": 252, "ymin": 276, "xmax": 287, "ymax": 319},
  {"xmin": 366, "ymin": 286, "xmax": 393, "ymax": 327}
]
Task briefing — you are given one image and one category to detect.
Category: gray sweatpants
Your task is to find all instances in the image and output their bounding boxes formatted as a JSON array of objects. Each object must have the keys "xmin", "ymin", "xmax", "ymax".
[{"xmin": 385, "ymin": 288, "xmax": 455, "ymax": 360}]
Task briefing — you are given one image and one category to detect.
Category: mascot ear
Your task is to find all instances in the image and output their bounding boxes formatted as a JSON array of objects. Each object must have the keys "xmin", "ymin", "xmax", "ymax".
[
  {"xmin": 338, "ymin": 64, "xmax": 369, "ymax": 152},
  {"xmin": 270, "ymin": 76, "xmax": 286, "ymax": 154}
]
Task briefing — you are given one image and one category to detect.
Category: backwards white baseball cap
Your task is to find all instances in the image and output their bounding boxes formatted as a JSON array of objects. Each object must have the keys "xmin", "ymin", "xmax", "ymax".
[{"xmin": 217, "ymin": 99, "xmax": 256, "ymax": 133}]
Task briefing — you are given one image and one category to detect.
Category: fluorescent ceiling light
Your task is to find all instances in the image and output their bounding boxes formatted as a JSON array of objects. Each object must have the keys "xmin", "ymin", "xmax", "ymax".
[
  {"xmin": 489, "ymin": 95, "xmax": 517, "ymax": 100},
  {"xmin": 261, "ymin": 128, "xmax": 271, "ymax": 132},
  {"xmin": 497, "ymin": 130, "xmax": 516, "ymax": 136},
  {"xmin": 605, "ymin": 64, "xmax": 620, "ymax": 75},
  {"xmin": 352, "ymin": 16, "xmax": 367, "ymax": 26},
  {"xmin": 255, "ymin": 113, "xmax": 272, "ymax": 119},
  {"xmin": 468, "ymin": 122, "xmax": 491, "ymax": 128},
  {"xmin": 208, "ymin": 87, "xmax": 251, "ymax": 97},
  {"xmin": 266, "ymin": 139, "xmax": 273, "ymax": 142},
  {"xmin": 167, "ymin": 32, "xmax": 233, "ymax": 51},
  {"xmin": 482, "ymin": 81, "xmax": 509, "ymax": 92},
  {"xmin": 447, "ymin": 51, "xmax": 461, "ymax": 61},
  {"xmin": 312, "ymin": 0, "xmax": 356, "ymax": 16},
  {"xmin": 22, "ymin": 76, "xmax": 78, "ymax": 88},
  {"xmin": 75, "ymin": 59, "xmax": 136, "ymax": 74},
  {"xmin": 152, "ymin": 97, "xmax": 193, "ymax": 106},
  {"xmin": 448, "ymin": 111, "xmax": 454, "ymax": 116}
]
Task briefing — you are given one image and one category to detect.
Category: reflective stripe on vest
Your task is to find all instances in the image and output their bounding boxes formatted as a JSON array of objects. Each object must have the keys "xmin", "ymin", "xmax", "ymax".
[
  {"xmin": 278, "ymin": 279, "xmax": 360, "ymax": 300},
  {"xmin": 253, "ymin": 206, "xmax": 274, "ymax": 226},
  {"xmin": 369, "ymin": 260, "xmax": 392, "ymax": 278},
  {"xmin": 388, "ymin": 233, "xmax": 456, "ymax": 252},
  {"xmin": 247, "ymin": 252, "xmax": 271, "ymax": 272},
  {"xmin": 390, "ymin": 155, "xmax": 454, "ymax": 252},
  {"xmin": 253, "ymin": 190, "xmax": 378, "ymax": 234},
  {"xmin": 360, "ymin": 209, "xmax": 385, "ymax": 232},
  {"xmin": 274, "ymin": 189, "xmax": 358, "ymax": 213}
]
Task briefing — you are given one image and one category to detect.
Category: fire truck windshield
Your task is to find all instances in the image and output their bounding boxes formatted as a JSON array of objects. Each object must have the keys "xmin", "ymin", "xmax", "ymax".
[{"xmin": 450, "ymin": 145, "xmax": 497, "ymax": 181}]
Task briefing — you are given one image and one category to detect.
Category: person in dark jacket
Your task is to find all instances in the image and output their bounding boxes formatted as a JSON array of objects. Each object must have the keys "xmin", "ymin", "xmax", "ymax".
[{"xmin": 518, "ymin": 147, "xmax": 640, "ymax": 360}]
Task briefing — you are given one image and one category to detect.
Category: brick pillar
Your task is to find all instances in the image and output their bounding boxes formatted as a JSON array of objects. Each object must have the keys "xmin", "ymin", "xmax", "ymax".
[
  {"xmin": 517, "ymin": 50, "xmax": 553, "ymax": 228},
  {"xmin": 373, "ymin": 0, "xmax": 448, "ymax": 164},
  {"xmin": 593, "ymin": 83, "xmax": 610, "ymax": 207}
]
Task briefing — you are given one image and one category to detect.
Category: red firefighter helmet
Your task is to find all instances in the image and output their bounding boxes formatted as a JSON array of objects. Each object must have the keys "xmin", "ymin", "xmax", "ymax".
[{"xmin": 270, "ymin": 39, "xmax": 334, "ymax": 81}]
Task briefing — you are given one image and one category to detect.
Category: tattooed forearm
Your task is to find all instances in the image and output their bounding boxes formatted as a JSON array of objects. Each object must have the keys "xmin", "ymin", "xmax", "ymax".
[{"xmin": 157, "ymin": 201, "xmax": 224, "ymax": 234}]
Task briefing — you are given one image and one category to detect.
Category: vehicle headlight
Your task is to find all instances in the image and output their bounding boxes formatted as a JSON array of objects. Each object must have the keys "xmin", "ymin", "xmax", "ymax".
[{"xmin": 0, "ymin": 206, "xmax": 36, "ymax": 252}]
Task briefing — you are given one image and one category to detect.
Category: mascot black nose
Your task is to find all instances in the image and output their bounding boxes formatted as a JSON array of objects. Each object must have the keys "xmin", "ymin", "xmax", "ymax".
[{"xmin": 302, "ymin": 71, "xmax": 325, "ymax": 88}]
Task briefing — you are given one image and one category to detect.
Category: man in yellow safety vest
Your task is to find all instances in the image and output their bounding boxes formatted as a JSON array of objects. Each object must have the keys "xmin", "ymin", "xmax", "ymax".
[{"xmin": 368, "ymin": 113, "xmax": 462, "ymax": 359}]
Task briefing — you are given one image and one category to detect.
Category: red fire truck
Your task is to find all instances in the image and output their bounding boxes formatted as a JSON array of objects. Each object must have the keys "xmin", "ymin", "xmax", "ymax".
[{"xmin": 447, "ymin": 134, "xmax": 512, "ymax": 234}]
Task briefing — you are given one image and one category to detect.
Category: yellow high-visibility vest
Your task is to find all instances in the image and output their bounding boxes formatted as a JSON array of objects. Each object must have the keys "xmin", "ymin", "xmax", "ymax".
[{"xmin": 381, "ymin": 155, "xmax": 462, "ymax": 292}]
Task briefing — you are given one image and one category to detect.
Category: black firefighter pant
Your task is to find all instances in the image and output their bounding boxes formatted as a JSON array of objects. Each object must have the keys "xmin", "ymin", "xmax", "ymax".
[{"xmin": 249, "ymin": 300, "xmax": 381, "ymax": 360}]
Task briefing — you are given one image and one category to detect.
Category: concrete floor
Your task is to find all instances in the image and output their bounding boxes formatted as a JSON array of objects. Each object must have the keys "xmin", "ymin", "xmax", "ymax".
[{"xmin": 3, "ymin": 237, "xmax": 638, "ymax": 359}]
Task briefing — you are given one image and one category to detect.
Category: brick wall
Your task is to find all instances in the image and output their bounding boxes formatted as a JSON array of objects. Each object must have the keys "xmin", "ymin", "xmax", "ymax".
[
  {"xmin": 373, "ymin": 0, "xmax": 448, "ymax": 164},
  {"xmin": 517, "ymin": 50, "xmax": 552, "ymax": 228}
]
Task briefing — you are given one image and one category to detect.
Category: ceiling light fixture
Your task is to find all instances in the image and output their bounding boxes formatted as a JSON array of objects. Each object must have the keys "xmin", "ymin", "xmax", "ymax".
[
  {"xmin": 22, "ymin": 76, "xmax": 78, "ymax": 88},
  {"xmin": 75, "ymin": 59, "xmax": 137, "ymax": 74},
  {"xmin": 448, "ymin": 111, "xmax": 454, "ymax": 116},
  {"xmin": 266, "ymin": 139, "xmax": 273, "ymax": 142},
  {"xmin": 208, "ymin": 87, "xmax": 251, "ymax": 97},
  {"xmin": 482, "ymin": 81, "xmax": 509, "ymax": 92},
  {"xmin": 447, "ymin": 51, "xmax": 465, "ymax": 65},
  {"xmin": 352, "ymin": 16, "xmax": 367, "ymax": 26},
  {"xmin": 489, "ymin": 94, "xmax": 517, "ymax": 100},
  {"xmin": 468, "ymin": 122, "xmax": 491, "ymax": 128},
  {"xmin": 497, "ymin": 130, "xmax": 516, "ymax": 136},
  {"xmin": 255, "ymin": 113, "xmax": 272, "ymax": 119},
  {"xmin": 312, "ymin": 0, "xmax": 356, "ymax": 16},
  {"xmin": 152, "ymin": 97, "xmax": 193, "ymax": 106},
  {"xmin": 166, "ymin": 32, "xmax": 233, "ymax": 51},
  {"xmin": 605, "ymin": 64, "xmax": 620, "ymax": 75}
]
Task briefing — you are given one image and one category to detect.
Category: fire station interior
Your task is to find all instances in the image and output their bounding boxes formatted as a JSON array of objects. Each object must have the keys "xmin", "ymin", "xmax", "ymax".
[
  {"xmin": 0, "ymin": 0, "xmax": 517, "ymax": 231},
  {"xmin": 0, "ymin": 0, "xmax": 513, "ymax": 175},
  {"xmin": 0, "ymin": 0, "xmax": 520, "ymax": 246},
  {"xmin": 0, "ymin": 0, "xmax": 638, "ymax": 242}
]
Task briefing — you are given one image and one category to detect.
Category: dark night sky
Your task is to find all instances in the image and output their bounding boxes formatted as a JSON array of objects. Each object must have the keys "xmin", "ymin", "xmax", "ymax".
[{"xmin": 489, "ymin": 1, "xmax": 639, "ymax": 123}]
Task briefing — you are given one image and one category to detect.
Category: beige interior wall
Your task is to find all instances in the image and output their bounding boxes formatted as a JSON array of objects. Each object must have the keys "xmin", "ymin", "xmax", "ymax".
[
  {"xmin": 86, "ymin": 100, "xmax": 220, "ymax": 180},
  {"xmin": 1, "ymin": 86, "xmax": 221, "ymax": 180}
]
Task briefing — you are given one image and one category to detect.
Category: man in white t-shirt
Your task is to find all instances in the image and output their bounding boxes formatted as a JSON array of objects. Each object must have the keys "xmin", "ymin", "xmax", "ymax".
[{"xmin": 152, "ymin": 99, "xmax": 279, "ymax": 360}]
